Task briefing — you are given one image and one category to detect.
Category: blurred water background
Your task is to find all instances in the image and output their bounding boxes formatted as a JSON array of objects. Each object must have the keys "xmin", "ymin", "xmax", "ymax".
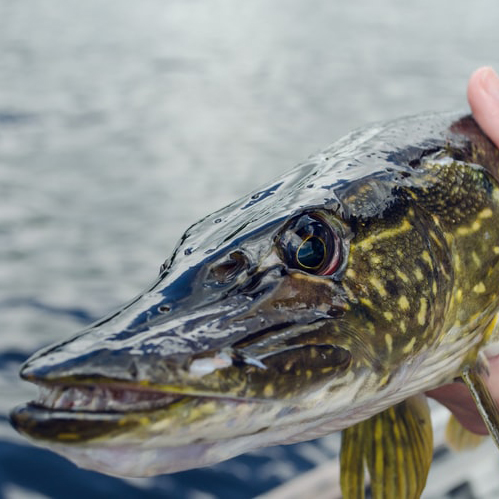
[{"xmin": 2, "ymin": 1, "xmax": 499, "ymax": 497}]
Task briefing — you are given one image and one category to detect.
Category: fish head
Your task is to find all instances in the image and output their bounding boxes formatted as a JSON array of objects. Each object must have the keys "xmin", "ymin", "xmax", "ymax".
[{"xmin": 11, "ymin": 114, "xmax": 467, "ymax": 477}]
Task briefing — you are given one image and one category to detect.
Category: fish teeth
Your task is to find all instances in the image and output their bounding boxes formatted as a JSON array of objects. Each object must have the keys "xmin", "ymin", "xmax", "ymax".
[
  {"xmin": 37, "ymin": 386, "xmax": 61, "ymax": 408},
  {"xmin": 35, "ymin": 385, "xmax": 180, "ymax": 412}
]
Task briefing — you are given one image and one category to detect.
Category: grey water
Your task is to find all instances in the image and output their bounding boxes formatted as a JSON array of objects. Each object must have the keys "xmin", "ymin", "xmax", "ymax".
[{"xmin": 2, "ymin": 0, "xmax": 499, "ymax": 497}]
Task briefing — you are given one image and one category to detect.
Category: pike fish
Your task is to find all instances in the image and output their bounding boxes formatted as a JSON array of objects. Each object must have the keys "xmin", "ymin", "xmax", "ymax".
[{"xmin": 10, "ymin": 113, "xmax": 499, "ymax": 498}]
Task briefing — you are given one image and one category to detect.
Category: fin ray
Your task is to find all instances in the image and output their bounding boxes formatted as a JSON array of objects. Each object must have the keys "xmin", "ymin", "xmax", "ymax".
[
  {"xmin": 340, "ymin": 395, "xmax": 433, "ymax": 499},
  {"xmin": 340, "ymin": 423, "xmax": 366, "ymax": 499}
]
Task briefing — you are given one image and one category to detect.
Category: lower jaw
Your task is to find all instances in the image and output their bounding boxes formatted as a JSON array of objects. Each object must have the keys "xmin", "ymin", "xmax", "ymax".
[
  {"xmin": 9, "ymin": 382, "xmax": 234, "ymax": 443},
  {"xmin": 9, "ymin": 401, "xmax": 286, "ymax": 478},
  {"xmin": 10, "ymin": 403, "xmax": 141, "ymax": 442},
  {"xmin": 9, "ymin": 392, "xmax": 251, "ymax": 444}
]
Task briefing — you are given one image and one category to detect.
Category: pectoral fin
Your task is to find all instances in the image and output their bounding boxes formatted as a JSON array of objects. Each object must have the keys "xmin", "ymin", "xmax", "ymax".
[
  {"xmin": 461, "ymin": 362, "xmax": 499, "ymax": 449},
  {"xmin": 340, "ymin": 394, "xmax": 433, "ymax": 499}
]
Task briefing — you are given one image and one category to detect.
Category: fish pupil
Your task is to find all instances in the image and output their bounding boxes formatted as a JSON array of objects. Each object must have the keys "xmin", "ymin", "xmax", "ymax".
[
  {"xmin": 296, "ymin": 236, "xmax": 326, "ymax": 269},
  {"xmin": 279, "ymin": 213, "xmax": 342, "ymax": 276}
]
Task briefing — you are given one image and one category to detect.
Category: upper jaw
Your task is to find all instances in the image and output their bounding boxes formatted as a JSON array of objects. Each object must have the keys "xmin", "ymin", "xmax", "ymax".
[{"xmin": 19, "ymin": 257, "xmax": 347, "ymax": 389}]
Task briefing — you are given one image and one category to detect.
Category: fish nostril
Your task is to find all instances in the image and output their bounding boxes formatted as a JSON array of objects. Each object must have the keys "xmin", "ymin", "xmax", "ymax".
[{"xmin": 208, "ymin": 251, "xmax": 248, "ymax": 285}]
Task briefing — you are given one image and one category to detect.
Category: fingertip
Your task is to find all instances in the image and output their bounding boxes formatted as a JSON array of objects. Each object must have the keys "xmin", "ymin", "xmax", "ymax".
[
  {"xmin": 467, "ymin": 66, "xmax": 499, "ymax": 148},
  {"xmin": 468, "ymin": 67, "xmax": 492, "ymax": 108}
]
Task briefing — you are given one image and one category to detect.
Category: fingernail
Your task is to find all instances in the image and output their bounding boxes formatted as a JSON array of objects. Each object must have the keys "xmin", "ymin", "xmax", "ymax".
[{"xmin": 481, "ymin": 67, "xmax": 499, "ymax": 102}]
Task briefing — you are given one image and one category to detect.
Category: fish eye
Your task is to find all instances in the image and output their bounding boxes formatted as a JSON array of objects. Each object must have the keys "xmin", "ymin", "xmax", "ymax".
[{"xmin": 279, "ymin": 214, "xmax": 342, "ymax": 275}]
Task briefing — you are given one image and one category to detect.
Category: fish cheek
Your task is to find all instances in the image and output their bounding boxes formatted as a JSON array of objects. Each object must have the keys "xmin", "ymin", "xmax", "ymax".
[
  {"xmin": 242, "ymin": 345, "xmax": 353, "ymax": 400},
  {"xmin": 341, "ymin": 218, "xmax": 450, "ymax": 363}
]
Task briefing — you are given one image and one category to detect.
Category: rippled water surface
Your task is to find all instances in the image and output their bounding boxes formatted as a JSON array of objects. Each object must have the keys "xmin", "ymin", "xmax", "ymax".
[{"xmin": 2, "ymin": 1, "xmax": 499, "ymax": 497}]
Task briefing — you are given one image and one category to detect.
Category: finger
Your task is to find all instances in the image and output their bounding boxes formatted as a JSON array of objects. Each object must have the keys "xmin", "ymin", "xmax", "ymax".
[
  {"xmin": 427, "ymin": 382, "xmax": 488, "ymax": 435},
  {"xmin": 467, "ymin": 67, "xmax": 499, "ymax": 148},
  {"xmin": 427, "ymin": 356, "xmax": 499, "ymax": 436}
]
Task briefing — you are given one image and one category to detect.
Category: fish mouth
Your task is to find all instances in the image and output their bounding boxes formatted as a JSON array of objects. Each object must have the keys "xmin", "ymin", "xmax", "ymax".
[
  {"xmin": 34, "ymin": 383, "xmax": 186, "ymax": 413},
  {"xmin": 10, "ymin": 381, "xmax": 255, "ymax": 443}
]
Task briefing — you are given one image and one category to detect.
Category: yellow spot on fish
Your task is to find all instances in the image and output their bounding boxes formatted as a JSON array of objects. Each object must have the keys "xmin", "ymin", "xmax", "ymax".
[
  {"xmin": 455, "ymin": 253, "xmax": 461, "ymax": 270},
  {"xmin": 479, "ymin": 207, "xmax": 493, "ymax": 219},
  {"xmin": 398, "ymin": 295, "xmax": 410, "ymax": 311},
  {"xmin": 396, "ymin": 269, "xmax": 409, "ymax": 283},
  {"xmin": 429, "ymin": 230, "xmax": 442, "ymax": 247},
  {"xmin": 370, "ymin": 276, "xmax": 388, "ymax": 297},
  {"xmin": 385, "ymin": 333, "xmax": 393, "ymax": 352},
  {"xmin": 358, "ymin": 219, "xmax": 412, "ymax": 250},
  {"xmin": 484, "ymin": 314, "xmax": 499, "ymax": 341},
  {"xmin": 384, "ymin": 311, "xmax": 394, "ymax": 322},
  {"xmin": 414, "ymin": 268, "xmax": 424, "ymax": 281},
  {"xmin": 139, "ymin": 417, "xmax": 150, "ymax": 426},
  {"xmin": 360, "ymin": 297, "xmax": 374, "ymax": 308},
  {"xmin": 472, "ymin": 251, "xmax": 481, "ymax": 267},
  {"xmin": 305, "ymin": 370, "xmax": 313, "ymax": 379},
  {"xmin": 417, "ymin": 298, "xmax": 428, "ymax": 326},
  {"xmin": 403, "ymin": 336, "xmax": 416, "ymax": 354},
  {"xmin": 400, "ymin": 320, "xmax": 406, "ymax": 333},
  {"xmin": 432, "ymin": 281, "xmax": 437, "ymax": 296},
  {"xmin": 422, "ymin": 251, "xmax": 432, "ymax": 266},
  {"xmin": 456, "ymin": 288, "xmax": 463, "ymax": 303},
  {"xmin": 473, "ymin": 282, "xmax": 486, "ymax": 294},
  {"xmin": 457, "ymin": 218, "xmax": 483, "ymax": 236},
  {"xmin": 342, "ymin": 283, "xmax": 356, "ymax": 301},
  {"xmin": 370, "ymin": 254, "xmax": 382, "ymax": 265},
  {"xmin": 431, "ymin": 214, "xmax": 442, "ymax": 227},
  {"xmin": 57, "ymin": 433, "xmax": 79, "ymax": 441},
  {"xmin": 379, "ymin": 373, "xmax": 391, "ymax": 386},
  {"xmin": 494, "ymin": 247, "xmax": 499, "ymax": 255},
  {"xmin": 346, "ymin": 268, "xmax": 356, "ymax": 279},
  {"xmin": 366, "ymin": 321, "xmax": 376, "ymax": 334}
]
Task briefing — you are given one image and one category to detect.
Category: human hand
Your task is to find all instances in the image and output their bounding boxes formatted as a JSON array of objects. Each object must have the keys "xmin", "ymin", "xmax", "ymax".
[{"xmin": 426, "ymin": 67, "xmax": 499, "ymax": 435}]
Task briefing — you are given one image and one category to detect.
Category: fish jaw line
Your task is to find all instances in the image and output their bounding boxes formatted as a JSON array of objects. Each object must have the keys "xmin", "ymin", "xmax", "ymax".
[
  {"xmin": 30, "ymin": 380, "xmax": 271, "ymax": 413},
  {"xmin": 10, "ymin": 380, "xmax": 274, "ymax": 445}
]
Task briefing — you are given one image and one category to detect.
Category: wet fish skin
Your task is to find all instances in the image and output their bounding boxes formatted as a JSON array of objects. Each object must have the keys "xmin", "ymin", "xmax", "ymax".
[{"xmin": 9, "ymin": 113, "xmax": 499, "ymax": 489}]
